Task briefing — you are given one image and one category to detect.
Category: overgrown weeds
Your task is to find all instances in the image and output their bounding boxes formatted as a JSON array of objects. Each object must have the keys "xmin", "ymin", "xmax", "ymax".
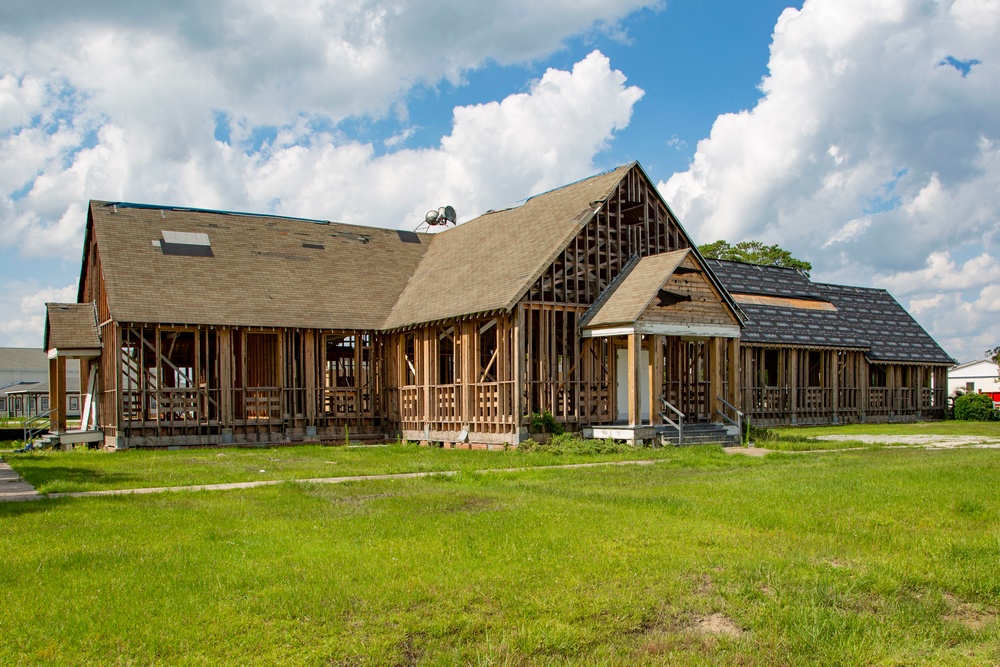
[{"xmin": 517, "ymin": 432, "xmax": 634, "ymax": 454}]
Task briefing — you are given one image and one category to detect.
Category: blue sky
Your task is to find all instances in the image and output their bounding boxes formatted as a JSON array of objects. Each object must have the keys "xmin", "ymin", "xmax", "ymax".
[{"xmin": 1, "ymin": 0, "xmax": 998, "ymax": 362}]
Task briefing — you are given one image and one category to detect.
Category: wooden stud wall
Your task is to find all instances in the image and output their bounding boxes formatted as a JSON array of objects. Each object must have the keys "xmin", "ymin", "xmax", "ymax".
[
  {"xmin": 740, "ymin": 344, "xmax": 949, "ymax": 426},
  {"xmin": 385, "ymin": 313, "xmax": 518, "ymax": 436},
  {"xmin": 526, "ymin": 167, "xmax": 688, "ymax": 305}
]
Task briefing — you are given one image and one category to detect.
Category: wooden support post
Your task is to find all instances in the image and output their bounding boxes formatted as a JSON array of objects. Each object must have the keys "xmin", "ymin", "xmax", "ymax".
[
  {"xmin": 727, "ymin": 337, "xmax": 740, "ymax": 411},
  {"xmin": 709, "ymin": 338, "xmax": 723, "ymax": 422},
  {"xmin": 219, "ymin": 328, "xmax": 233, "ymax": 427},
  {"xmin": 461, "ymin": 321, "xmax": 475, "ymax": 428},
  {"xmin": 304, "ymin": 330, "xmax": 316, "ymax": 424},
  {"xmin": 513, "ymin": 306, "xmax": 524, "ymax": 431},
  {"xmin": 830, "ymin": 351, "xmax": 839, "ymax": 419},
  {"xmin": 49, "ymin": 357, "xmax": 65, "ymax": 433},
  {"xmin": 789, "ymin": 349, "xmax": 798, "ymax": 422},
  {"xmin": 651, "ymin": 335, "xmax": 664, "ymax": 425},
  {"xmin": 627, "ymin": 332, "xmax": 641, "ymax": 426},
  {"xmin": 422, "ymin": 328, "xmax": 432, "ymax": 426}
]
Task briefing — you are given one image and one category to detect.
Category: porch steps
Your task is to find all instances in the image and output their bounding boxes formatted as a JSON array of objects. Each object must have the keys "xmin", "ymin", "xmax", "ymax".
[
  {"xmin": 15, "ymin": 430, "xmax": 104, "ymax": 453},
  {"xmin": 658, "ymin": 422, "xmax": 740, "ymax": 447}
]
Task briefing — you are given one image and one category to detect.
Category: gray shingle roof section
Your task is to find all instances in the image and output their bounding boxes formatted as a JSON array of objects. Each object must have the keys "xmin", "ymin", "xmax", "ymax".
[
  {"xmin": 0, "ymin": 348, "xmax": 47, "ymax": 371},
  {"xmin": 705, "ymin": 258, "xmax": 825, "ymax": 300},
  {"xmin": 707, "ymin": 259, "xmax": 954, "ymax": 364},
  {"xmin": 45, "ymin": 303, "xmax": 102, "ymax": 351},
  {"xmin": 89, "ymin": 202, "xmax": 433, "ymax": 330},
  {"xmin": 815, "ymin": 283, "xmax": 954, "ymax": 364}
]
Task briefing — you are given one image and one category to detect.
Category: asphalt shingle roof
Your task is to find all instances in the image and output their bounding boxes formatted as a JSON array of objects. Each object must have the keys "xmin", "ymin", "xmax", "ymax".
[
  {"xmin": 44, "ymin": 303, "xmax": 101, "ymax": 351},
  {"xmin": 707, "ymin": 259, "xmax": 954, "ymax": 364},
  {"xmin": 88, "ymin": 202, "xmax": 433, "ymax": 330}
]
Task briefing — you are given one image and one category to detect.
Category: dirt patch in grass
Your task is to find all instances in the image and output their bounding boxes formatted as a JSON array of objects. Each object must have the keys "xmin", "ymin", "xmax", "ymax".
[
  {"xmin": 943, "ymin": 592, "xmax": 997, "ymax": 630},
  {"xmin": 695, "ymin": 613, "xmax": 744, "ymax": 638}
]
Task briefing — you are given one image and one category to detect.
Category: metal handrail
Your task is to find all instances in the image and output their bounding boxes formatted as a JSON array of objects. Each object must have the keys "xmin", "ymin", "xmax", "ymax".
[
  {"xmin": 716, "ymin": 395, "xmax": 745, "ymax": 446},
  {"xmin": 659, "ymin": 397, "xmax": 684, "ymax": 446},
  {"xmin": 22, "ymin": 407, "xmax": 55, "ymax": 448}
]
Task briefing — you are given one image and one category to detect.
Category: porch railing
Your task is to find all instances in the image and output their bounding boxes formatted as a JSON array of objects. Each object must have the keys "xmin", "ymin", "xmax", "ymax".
[
  {"xmin": 659, "ymin": 397, "xmax": 684, "ymax": 446},
  {"xmin": 717, "ymin": 395, "xmax": 744, "ymax": 445},
  {"xmin": 22, "ymin": 407, "xmax": 54, "ymax": 448}
]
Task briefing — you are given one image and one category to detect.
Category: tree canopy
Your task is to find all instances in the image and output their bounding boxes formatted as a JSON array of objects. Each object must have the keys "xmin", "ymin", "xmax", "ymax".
[{"xmin": 698, "ymin": 240, "xmax": 812, "ymax": 274}]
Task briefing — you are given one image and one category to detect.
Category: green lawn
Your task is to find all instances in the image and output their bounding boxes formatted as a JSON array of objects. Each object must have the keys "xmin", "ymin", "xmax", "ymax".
[
  {"xmin": 1, "ymin": 445, "xmax": 998, "ymax": 665},
  {"xmin": 3, "ymin": 442, "xmax": 682, "ymax": 494}
]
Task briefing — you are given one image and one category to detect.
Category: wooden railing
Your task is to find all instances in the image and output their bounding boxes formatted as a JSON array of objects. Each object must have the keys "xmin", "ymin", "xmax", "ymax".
[
  {"xmin": 525, "ymin": 379, "xmax": 611, "ymax": 424},
  {"xmin": 742, "ymin": 386, "xmax": 948, "ymax": 424},
  {"xmin": 398, "ymin": 382, "xmax": 516, "ymax": 431}
]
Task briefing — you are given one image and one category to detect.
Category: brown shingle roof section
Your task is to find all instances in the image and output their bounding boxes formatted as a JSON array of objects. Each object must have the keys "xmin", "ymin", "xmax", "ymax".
[
  {"xmin": 89, "ymin": 202, "xmax": 432, "ymax": 330},
  {"xmin": 581, "ymin": 250, "xmax": 690, "ymax": 328},
  {"xmin": 45, "ymin": 303, "xmax": 101, "ymax": 351},
  {"xmin": 382, "ymin": 165, "xmax": 632, "ymax": 329}
]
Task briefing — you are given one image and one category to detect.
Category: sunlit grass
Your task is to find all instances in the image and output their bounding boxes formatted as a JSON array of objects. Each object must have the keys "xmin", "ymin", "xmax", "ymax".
[
  {"xmin": 1, "ymin": 446, "xmax": 997, "ymax": 665},
  {"xmin": 4, "ymin": 442, "xmax": 686, "ymax": 494}
]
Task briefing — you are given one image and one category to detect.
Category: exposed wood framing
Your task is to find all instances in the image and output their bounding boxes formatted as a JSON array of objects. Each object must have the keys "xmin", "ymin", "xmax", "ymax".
[{"xmin": 740, "ymin": 344, "xmax": 949, "ymax": 426}]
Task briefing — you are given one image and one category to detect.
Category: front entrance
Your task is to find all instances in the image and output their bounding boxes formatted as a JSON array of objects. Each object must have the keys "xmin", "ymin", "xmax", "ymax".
[{"xmin": 616, "ymin": 347, "xmax": 649, "ymax": 422}]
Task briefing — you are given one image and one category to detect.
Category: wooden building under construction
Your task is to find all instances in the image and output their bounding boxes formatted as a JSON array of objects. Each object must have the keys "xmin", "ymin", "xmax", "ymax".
[{"xmin": 42, "ymin": 163, "xmax": 953, "ymax": 449}]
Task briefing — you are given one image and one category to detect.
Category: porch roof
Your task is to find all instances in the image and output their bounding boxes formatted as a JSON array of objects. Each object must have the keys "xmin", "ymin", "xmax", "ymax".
[
  {"xmin": 580, "ymin": 250, "xmax": 742, "ymax": 338},
  {"xmin": 44, "ymin": 303, "xmax": 101, "ymax": 356},
  {"xmin": 581, "ymin": 250, "xmax": 689, "ymax": 328}
]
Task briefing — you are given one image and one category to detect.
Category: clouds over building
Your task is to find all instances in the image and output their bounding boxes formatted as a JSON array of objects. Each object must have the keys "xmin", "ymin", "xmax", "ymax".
[{"xmin": 660, "ymin": 0, "xmax": 1000, "ymax": 361}]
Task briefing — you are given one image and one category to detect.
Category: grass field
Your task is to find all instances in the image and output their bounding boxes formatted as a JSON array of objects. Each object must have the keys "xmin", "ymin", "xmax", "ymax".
[
  {"xmin": 3, "ymin": 443, "xmax": 683, "ymax": 495},
  {"xmin": 1, "ymin": 444, "xmax": 998, "ymax": 665}
]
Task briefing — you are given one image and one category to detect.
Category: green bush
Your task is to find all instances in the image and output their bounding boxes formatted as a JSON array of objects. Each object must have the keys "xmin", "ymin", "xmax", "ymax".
[
  {"xmin": 953, "ymin": 392, "xmax": 996, "ymax": 421},
  {"xmin": 529, "ymin": 410, "xmax": 564, "ymax": 435},
  {"xmin": 518, "ymin": 433, "xmax": 633, "ymax": 455}
]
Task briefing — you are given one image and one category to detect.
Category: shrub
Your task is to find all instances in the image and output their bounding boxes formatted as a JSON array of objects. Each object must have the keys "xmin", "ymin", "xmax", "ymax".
[
  {"xmin": 953, "ymin": 392, "xmax": 995, "ymax": 421},
  {"xmin": 518, "ymin": 433, "xmax": 632, "ymax": 455},
  {"xmin": 529, "ymin": 411, "xmax": 564, "ymax": 435}
]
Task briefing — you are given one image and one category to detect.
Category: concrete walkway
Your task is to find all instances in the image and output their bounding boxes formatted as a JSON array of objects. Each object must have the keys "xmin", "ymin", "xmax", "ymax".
[
  {"xmin": 0, "ymin": 459, "xmax": 40, "ymax": 501},
  {"xmin": 0, "ymin": 459, "xmax": 660, "ymax": 502}
]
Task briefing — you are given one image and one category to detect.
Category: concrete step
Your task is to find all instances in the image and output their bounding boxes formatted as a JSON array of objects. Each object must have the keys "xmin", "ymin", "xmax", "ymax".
[{"xmin": 658, "ymin": 423, "xmax": 740, "ymax": 447}]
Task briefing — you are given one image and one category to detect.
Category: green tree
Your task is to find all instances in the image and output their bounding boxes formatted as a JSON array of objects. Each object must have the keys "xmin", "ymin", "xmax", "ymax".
[
  {"xmin": 987, "ymin": 346, "xmax": 1000, "ymax": 364},
  {"xmin": 699, "ymin": 240, "xmax": 812, "ymax": 275},
  {"xmin": 953, "ymin": 392, "xmax": 995, "ymax": 421}
]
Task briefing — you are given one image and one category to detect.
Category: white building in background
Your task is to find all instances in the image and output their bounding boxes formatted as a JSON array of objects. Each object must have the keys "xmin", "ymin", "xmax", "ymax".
[
  {"xmin": 948, "ymin": 359, "xmax": 1000, "ymax": 395},
  {"xmin": 0, "ymin": 348, "xmax": 80, "ymax": 417}
]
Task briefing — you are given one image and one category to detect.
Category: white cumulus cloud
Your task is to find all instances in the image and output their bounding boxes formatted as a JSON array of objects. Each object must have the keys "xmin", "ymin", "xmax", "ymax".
[{"xmin": 660, "ymin": 0, "xmax": 1000, "ymax": 362}]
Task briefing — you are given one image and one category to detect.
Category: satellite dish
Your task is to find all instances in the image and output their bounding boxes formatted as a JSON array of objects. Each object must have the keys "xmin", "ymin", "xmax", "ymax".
[{"xmin": 417, "ymin": 205, "xmax": 457, "ymax": 231}]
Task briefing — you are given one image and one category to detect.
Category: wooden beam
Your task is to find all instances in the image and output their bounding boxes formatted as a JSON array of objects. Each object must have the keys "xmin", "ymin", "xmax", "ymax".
[
  {"xmin": 627, "ymin": 332, "xmax": 641, "ymax": 426},
  {"xmin": 513, "ymin": 305, "xmax": 525, "ymax": 430},
  {"xmin": 727, "ymin": 337, "xmax": 740, "ymax": 410},
  {"xmin": 709, "ymin": 338, "xmax": 723, "ymax": 422},
  {"xmin": 651, "ymin": 335, "xmax": 664, "ymax": 425}
]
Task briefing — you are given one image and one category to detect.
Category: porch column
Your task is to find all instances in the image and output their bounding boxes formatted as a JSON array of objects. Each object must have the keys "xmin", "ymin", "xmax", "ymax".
[
  {"xmin": 727, "ymin": 337, "xmax": 740, "ymax": 410},
  {"xmin": 650, "ymin": 335, "xmax": 664, "ymax": 425},
  {"xmin": 627, "ymin": 332, "xmax": 642, "ymax": 426},
  {"xmin": 50, "ymin": 356, "xmax": 67, "ymax": 432},
  {"xmin": 709, "ymin": 338, "xmax": 723, "ymax": 421},
  {"xmin": 831, "ymin": 351, "xmax": 839, "ymax": 421},
  {"xmin": 219, "ymin": 328, "xmax": 234, "ymax": 427}
]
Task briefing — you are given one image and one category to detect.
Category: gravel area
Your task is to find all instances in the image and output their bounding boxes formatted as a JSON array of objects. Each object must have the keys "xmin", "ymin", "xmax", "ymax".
[{"xmin": 813, "ymin": 434, "xmax": 1000, "ymax": 448}]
